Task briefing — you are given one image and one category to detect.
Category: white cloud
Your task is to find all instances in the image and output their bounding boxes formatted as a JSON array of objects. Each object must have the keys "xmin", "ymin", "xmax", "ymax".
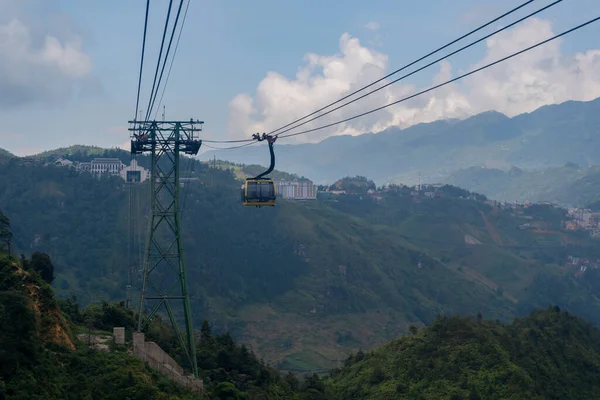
[
  {"xmin": 465, "ymin": 18, "xmax": 600, "ymax": 116},
  {"xmin": 0, "ymin": 15, "xmax": 93, "ymax": 108},
  {"xmin": 227, "ymin": 18, "xmax": 600, "ymax": 143},
  {"xmin": 365, "ymin": 21, "xmax": 380, "ymax": 31}
]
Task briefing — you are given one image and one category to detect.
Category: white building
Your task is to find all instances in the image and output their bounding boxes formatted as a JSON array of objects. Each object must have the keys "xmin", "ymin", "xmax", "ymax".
[
  {"xmin": 120, "ymin": 159, "xmax": 150, "ymax": 183},
  {"xmin": 83, "ymin": 158, "xmax": 125, "ymax": 176},
  {"xmin": 274, "ymin": 179, "xmax": 317, "ymax": 200},
  {"xmin": 54, "ymin": 158, "xmax": 74, "ymax": 167},
  {"xmin": 76, "ymin": 161, "xmax": 91, "ymax": 172}
]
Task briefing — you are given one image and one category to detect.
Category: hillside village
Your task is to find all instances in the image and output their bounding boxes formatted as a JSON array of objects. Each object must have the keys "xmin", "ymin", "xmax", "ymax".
[{"xmin": 48, "ymin": 156, "xmax": 600, "ymax": 241}]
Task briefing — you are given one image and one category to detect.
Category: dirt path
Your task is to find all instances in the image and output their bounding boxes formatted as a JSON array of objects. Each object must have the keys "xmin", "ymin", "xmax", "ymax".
[{"xmin": 480, "ymin": 211, "xmax": 503, "ymax": 245}]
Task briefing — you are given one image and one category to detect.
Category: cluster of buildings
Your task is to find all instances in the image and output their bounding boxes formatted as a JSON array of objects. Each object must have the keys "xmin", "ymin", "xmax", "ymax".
[
  {"xmin": 50, "ymin": 159, "xmax": 600, "ymax": 238},
  {"xmin": 565, "ymin": 255, "xmax": 600, "ymax": 273},
  {"xmin": 55, "ymin": 157, "xmax": 150, "ymax": 183},
  {"xmin": 566, "ymin": 208, "xmax": 600, "ymax": 237},
  {"xmin": 54, "ymin": 157, "xmax": 320, "ymax": 199}
]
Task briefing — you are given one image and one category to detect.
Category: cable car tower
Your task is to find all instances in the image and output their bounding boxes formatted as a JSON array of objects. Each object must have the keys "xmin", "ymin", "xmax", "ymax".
[{"xmin": 128, "ymin": 118, "xmax": 202, "ymax": 378}]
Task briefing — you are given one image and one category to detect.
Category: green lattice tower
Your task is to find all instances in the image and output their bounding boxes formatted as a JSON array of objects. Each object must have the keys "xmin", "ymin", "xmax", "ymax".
[{"xmin": 128, "ymin": 119, "xmax": 202, "ymax": 378}]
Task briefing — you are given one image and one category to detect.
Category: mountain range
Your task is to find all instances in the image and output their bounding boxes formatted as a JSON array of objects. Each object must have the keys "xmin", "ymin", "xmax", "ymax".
[
  {"xmin": 203, "ymin": 97, "xmax": 600, "ymax": 186},
  {"xmin": 444, "ymin": 164, "xmax": 600, "ymax": 207}
]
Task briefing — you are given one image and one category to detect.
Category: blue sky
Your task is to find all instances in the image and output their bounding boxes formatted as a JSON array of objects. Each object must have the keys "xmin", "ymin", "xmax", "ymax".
[{"xmin": 1, "ymin": 0, "xmax": 599, "ymax": 155}]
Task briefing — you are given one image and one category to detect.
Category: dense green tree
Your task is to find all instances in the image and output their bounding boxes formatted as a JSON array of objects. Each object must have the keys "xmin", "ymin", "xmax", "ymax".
[
  {"xmin": 0, "ymin": 290, "xmax": 39, "ymax": 378},
  {"xmin": 0, "ymin": 250, "xmax": 201, "ymax": 400},
  {"xmin": 0, "ymin": 210, "xmax": 11, "ymax": 254},
  {"xmin": 326, "ymin": 307, "xmax": 600, "ymax": 400},
  {"xmin": 29, "ymin": 251, "xmax": 54, "ymax": 284}
]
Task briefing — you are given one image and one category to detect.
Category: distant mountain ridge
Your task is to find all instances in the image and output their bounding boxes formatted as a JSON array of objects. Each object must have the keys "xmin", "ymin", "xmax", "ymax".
[
  {"xmin": 203, "ymin": 97, "xmax": 600, "ymax": 185},
  {"xmin": 444, "ymin": 164, "xmax": 600, "ymax": 207},
  {"xmin": 0, "ymin": 148, "xmax": 14, "ymax": 159}
]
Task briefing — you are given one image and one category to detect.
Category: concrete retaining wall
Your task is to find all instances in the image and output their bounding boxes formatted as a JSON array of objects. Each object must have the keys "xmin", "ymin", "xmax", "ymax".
[{"xmin": 128, "ymin": 331, "xmax": 203, "ymax": 394}]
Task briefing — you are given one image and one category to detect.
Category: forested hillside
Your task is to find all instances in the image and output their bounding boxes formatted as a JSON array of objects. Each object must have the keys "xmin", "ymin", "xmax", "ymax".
[
  {"xmin": 0, "ymin": 241, "xmax": 201, "ymax": 399},
  {"xmin": 0, "ymin": 148, "xmax": 13, "ymax": 159},
  {"xmin": 326, "ymin": 307, "xmax": 600, "ymax": 399},
  {"xmin": 1, "ymin": 150, "xmax": 600, "ymax": 372},
  {"xmin": 8, "ymin": 210, "xmax": 600, "ymax": 398},
  {"xmin": 0, "ymin": 232, "xmax": 330, "ymax": 399},
  {"xmin": 5, "ymin": 204, "xmax": 600, "ymax": 398}
]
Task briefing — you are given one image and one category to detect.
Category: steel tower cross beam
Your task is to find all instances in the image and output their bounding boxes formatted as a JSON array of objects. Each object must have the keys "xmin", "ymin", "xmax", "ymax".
[{"xmin": 127, "ymin": 118, "xmax": 203, "ymax": 378}]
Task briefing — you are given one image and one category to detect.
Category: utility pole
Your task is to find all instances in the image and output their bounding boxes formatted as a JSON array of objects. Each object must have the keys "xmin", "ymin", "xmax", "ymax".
[{"xmin": 128, "ymin": 118, "xmax": 203, "ymax": 378}]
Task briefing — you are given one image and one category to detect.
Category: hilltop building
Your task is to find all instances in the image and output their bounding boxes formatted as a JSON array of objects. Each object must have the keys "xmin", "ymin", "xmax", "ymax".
[
  {"xmin": 120, "ymin": 159, "xmax": 150, "ymax": 183},
  {"xmin": 76, "ymin": 158, "xmax": 124, "ymax": 176},
  {"xmin": 56, "ymin": 156, "xmax": 149, "ymax": 183},
  {"xmin": 274, "ymin": 179, "xmax": 317, "ymax": 200},
  {"xmin": 54, "ymin": 158, "xmax": 74, "ymax": 167}
]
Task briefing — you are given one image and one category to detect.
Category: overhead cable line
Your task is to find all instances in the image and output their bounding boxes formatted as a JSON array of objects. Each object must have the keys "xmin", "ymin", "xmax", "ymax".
[
  {"xmin": 202, "ymin": 141, "xmax": 258, "ymax": 150},
  {"xmin": 144, "ymin": 0, "xmax": 175, "ymax": 122},
  {"xmin": 274, "ymin": 0, "xmax": 563, "ymax": 137},
  {"xmin": 129, "ymin": 0, "xmax": 151, "ymax": 308},
  {"xmin": 276, "ymin": 16, "xmax": 600, "ymax": 140},
  {"xmin": 200, "ymin": 0, "xmax": 538, "ymax": 144},
  {"xmin": 204, "ymin": 0, "xmax": 561, "ymax": 146},
  {"xmin": 266, "ymin": 0, "xmax": 538, "ymax": 136},
  {"xmin": 134, "ymin": 0, "xmax": 151, "ymax": 124},
  {"xmin": 153, "ymin": 0, "xmax": 192, "ymax": 120},
  {"xmin": 201, "ymin": 138, "xmax": 257, "ymax": 143},
  {"xmin": 147, "ymin": 0, "xmax": 186, "ymax": 120}
]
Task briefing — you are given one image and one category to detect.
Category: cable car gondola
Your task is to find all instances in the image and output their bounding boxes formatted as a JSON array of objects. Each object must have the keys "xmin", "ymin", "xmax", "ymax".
[{"xmin": 241, "ymin": 134, "xmax": 277, "ymax": 207}]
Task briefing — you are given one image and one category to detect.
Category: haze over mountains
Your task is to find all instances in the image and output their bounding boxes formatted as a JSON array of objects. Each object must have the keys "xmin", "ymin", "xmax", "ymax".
[
  {"xmin": 204, "ymin": 97, "xmax": 600, "ymax": 186},
  {"xmin": 445, "ymin": 164, "xmax": 600, "ymax": 207}
]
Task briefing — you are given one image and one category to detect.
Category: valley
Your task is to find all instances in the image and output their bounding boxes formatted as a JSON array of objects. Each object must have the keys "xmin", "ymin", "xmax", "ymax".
[{"xmin": 3, "ymin": 0, "xmax": 600, "ymax": 397}]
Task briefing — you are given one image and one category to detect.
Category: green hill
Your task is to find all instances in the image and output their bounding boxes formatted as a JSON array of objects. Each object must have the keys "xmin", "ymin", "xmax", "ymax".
[
  {"xmin": 36, "ymin": 145, "xmax": 123, "ymax": 159},
  {"xmin": 444, "ymin": 164, "xmax": 600, "ymax": 207},
  {"xmin": 0, "ymin": 213, "xmax": 331, "ymax": 399},
  {"xmin": 5, "ymin": 223, "xmax": 600, "ymax": 398},
  {"xmin": 33, "ymin": 145, "xmax": 152, "ymax": 169},
  {"xmin": 0, "ymin": 243, "xmax": 202, "ymax": 399},
  {"xmin": 0, "ymin": 148, "xmax": 14, "ymax": 161},
  {"xmin": 326, "ymin": 307, "xmax": 600, "ymax": 399},
  {"xmin": 1, "ymin": 156, "xmax": 600, "ymax": 372}
]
